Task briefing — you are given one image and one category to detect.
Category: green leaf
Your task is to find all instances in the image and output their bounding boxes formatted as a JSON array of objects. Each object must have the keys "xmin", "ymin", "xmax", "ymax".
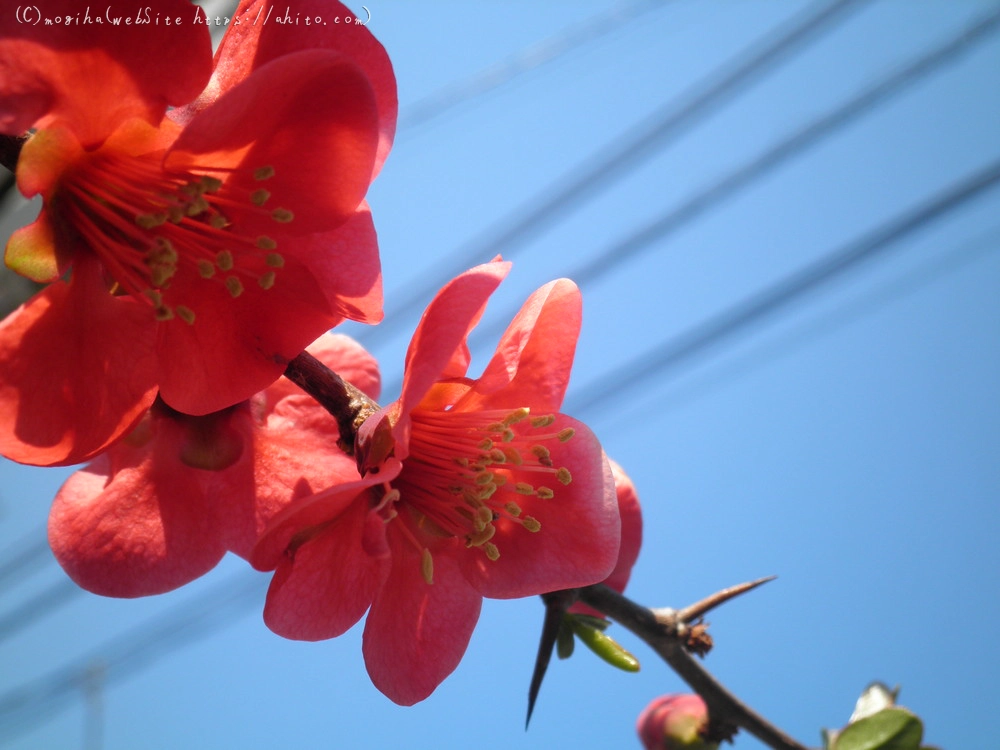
[
  {"xmin": 833, "ymin": 708, "xmax": 923, "ymax": 750},
  {"xmin": 570, "ymin": 619, "xmax": 640, "ymax": 673}
]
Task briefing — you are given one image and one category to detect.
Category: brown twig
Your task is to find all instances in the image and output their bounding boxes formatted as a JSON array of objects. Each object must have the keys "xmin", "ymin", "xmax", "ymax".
[
  {"xmin": 283, "ymin": 350, "xmax": 380, "ymax": 453},
  {"xmin": 577, "ymin": 581, "xmax": 807, "ymax": 750}
]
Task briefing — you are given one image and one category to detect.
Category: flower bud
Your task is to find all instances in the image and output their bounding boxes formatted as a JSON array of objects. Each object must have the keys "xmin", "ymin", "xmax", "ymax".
[{"xmin": 636, "ymin": 694, "xmax": 718, "ymax": 750}]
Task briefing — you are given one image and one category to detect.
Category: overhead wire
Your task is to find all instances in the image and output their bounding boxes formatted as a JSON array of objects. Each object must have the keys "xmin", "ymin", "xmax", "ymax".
[
  {"xmin": 3, "ymin": 0, "xmax": 996, "ymax": 738},
  {"xmin": 565, "ymin": 157, "xmax": 1000, "ymax": 417},
  {"xmin": 360, "ymin": 0, "xmax": 868, "ymax": 348},
  {"xmin": 378, "ymin": 4, "xmax": 1000, "ymax": 400},
  {"xmin": 3, "ymin": 153, "xmax": 999, "ymax": 738},
  {"xmin": 0, "ymin": 0, "xmax": 677, "ymax": 595}
]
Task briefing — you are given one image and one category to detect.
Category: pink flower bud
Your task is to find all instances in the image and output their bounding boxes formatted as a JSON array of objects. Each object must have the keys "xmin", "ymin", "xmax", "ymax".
[{"xmin": 636, "ymin": 694, "xmax": 718, "ymax": 750}]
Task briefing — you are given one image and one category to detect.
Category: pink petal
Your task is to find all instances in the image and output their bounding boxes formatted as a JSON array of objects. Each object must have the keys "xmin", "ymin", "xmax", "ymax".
[
  {"xmin": 167, "ymin": 49, "xmax": 380, "ymax": 236},
  {"xmin": 263, "ymin": 498, "xmax": 390, "ymax": 641},
  {"xmin": 153, "ymin": 253, "xmax": 335, "ymax": 416},
  {"xmin": 48, "ymin": 449, "xmax": 224, "ymax": 598},
  {"xmin": 0, "ymin": 259, "xmax": 157, "ymax": 466},
  {"xmin": 195, "ymin": 0, "xmax": 397, "ymax": 179},
  {"xmin": 294, "ymin": 205, "xmax": 383, "ymax": 326},
  {"xmin": 0, "ymin": 0, "xmax": 211, "ymax": 144},
  {"xmin": 251, "ymin": 459, "xmax": 399, "ymax": 572},
  {"xmin": 458, "ymin": 278, "xmax": 581, "ymax": 414},
  {"xmin": 362, "ymin": 529, "xmax": 483, "ymax": 705},
  {"xmin": 394, "ymin": 260, "xmax": 510, "ymax": 453},
  {"xmin": 460, "ymin": 417, "xmax": 620, "ymax": 598}
]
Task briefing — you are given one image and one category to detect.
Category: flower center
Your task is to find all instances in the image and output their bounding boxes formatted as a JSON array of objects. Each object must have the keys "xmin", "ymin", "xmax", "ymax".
[
  {"xmin": 56, "ymin": 151, "xmax": 293, "ymax": 324},
  {"xmin": 376, "ymin": 406, "xmax": 576, "ymax": 584}
]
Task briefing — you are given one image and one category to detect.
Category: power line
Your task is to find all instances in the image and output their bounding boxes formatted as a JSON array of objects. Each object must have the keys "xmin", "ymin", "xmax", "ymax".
[
  {"xmin": 377, "ymin": 5, "xmax": 1000, "ymax": 400},
  {"xmin": 361, "ymin": 0, "xmax": 867, "ymax": 348},
  {"xmin": 0, "ymin": 572, "xmax": 267, "ymax": 742},
  {"xmin": 399, "ymin": 0, "xmax": 673, "ymax": 132},
  {"xmin": 604, "ymin": 223, "xmax": 1000, "ymax": 433},
  {"xmin": 5, "ymin": 158, "xmax": 998, "ymax": 735},
  {"xmin": 565, "ymin": 157, "xmax": 1000, "ymax": 416}
]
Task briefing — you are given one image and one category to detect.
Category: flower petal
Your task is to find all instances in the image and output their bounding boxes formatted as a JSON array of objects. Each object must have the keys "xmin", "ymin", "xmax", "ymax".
[
  {"xmin": 0, "ymin": 0, "xmax": 211, "ymax": 144},
  {"xmin": 362, "ymin": 529, "xmax": 482, "ymax": 705},
  {"xmin": 193, "ymin": 0, "xmax": 397, "ymax": 179},
  {"xmin": 251, "ymin": 459, "xmax": 398, "ymax": 572},
  {"xmin": 167, "ymin": 49, "xmax": 380, "ymax": 236},
  {"xmin": 0, "ymin": 260, "xmax": 157, "ymax": 466},
  {"xmin": 460, "ymin": 417, "xmax": 620, "ymax": 598},
  {"xmin": 394, "ymin": 260, "xmax": 510, "ymax": 453},
  {"xmin": 294, "ymin": 204, "xmax": 383, "ymax": 326},
  {"xmin": 263, "ymin": 498, "xmax": 390, "ymax": 641},
  {"xmin": 48, "ymin": 450, "xmax": 224, "ymax": 598},
  {"xmin": 153, "ymin": 253, "xmax": 335, "ymax": 416},
  {"xmin": 459, "ymin": 278, "xmax": 581, "ymax": 414}
]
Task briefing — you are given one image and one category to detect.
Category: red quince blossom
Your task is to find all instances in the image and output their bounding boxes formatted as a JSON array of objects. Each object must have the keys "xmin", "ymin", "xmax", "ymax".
[
  {"xmin": 252, "ymin": 260, "xmax": 621, "ymax": 705},
  {"xmin": 48, "ymin": 334, "xmax": 378, "ymax": 598},
  {"xmin": 637, "ymin": 694, "xmax": 718, "ymax": 750},
  {"xmin": 571, "ymin": 457, "xmax": 642, "ymax": 619},
  {"xmin": 0, "ymin": 0, "xmax": 396, "ymax": 466}
]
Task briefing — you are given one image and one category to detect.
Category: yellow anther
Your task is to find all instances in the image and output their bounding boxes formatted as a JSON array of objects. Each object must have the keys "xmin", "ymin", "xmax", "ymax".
[
  {"xmin": 504, "ymin": 501, "xmax": 522, "ymax": 517},
  {"xmin": 200, "ymin": 175, "xmax": 223, "ymax": 193},
  {"xmin": 478, "ymin": 438, "xmax": 493, "ymax": 451},
  {"xmin": 467, "ymin": 524, "xmax": 496, "ymax": 548},
  {"xmin": 454, "ymin": 457, "xmax": 469, "ymax": 468},
  {"xmin": 514, "ymin": 482, "xmax": 534, "ymax": 495},
  {"xmin": 167, "ymin": 205, "xmax": 185, "ymax": 223},
  {"xmin": 485, "ymin": 422, "xmax": 505, "ymax": 433},
  {"xmin": 531, "ymin": 415, "xmax": 556, "ymax": 428},
  {"xmin": 489, "ymin": 448, "xmax": 507, "ymax": 464},
  {"xmin": 265, "ymin": 253, "xmax": 285, "ymax": 268},
  {"xmin": 176, "ymin": 305, "xmax": 196, "ymax": 325},
  {"xmin": 556, "ymin": 468, "xmax": 572, "ymax": 485},
  {"xmin": 478, "ymin": 483, "xmax": 498, "ymax": 500},
  {"xmin": 502, "ymin": 428, "xmax": 515, "ymax": 443},
  {"xmin": 225, "ymin": 276, "xmax": 244, "ymax": 298},
  {"xmin": 531, "ymin": 445, "xmax": 552, "ymax": 466},
  {"xmin": 143, "ymin": 289, "xmax": 162, "ymax": 307},
  {"xmin": 216, "ymin": 250, "xmax": 234, "ymax": 271},
  {"xmin": 155, "ymin": 305, "xmax": 174, "ymax": 321},
  {"xmin": 492, "ymin": 473, "xmax": 507, "ymax": 487},
  {"xmin": 209, "ymin": 214, "xmax": 228, "ymax": 229},
  {"xmin": 536, "ymin": 487, "xmax": 554, "ymax": 500},
  {"xmin": 476, "ymin": 505, "xmax": 494, "ymax": 526},
  {"xmin": 475, "ymin": 471, "xmax": 494, "ymax": 486},
  {"xmin": 256, "ymin": 236, "xmax": 277, "ymax": 250},
  {"xmin": 150, "ymin": 265, "xmax": 175, "ymax": 287},
  {"xmin": 253, "ymin": 165, "xmax": 276, "ymax": 180},
  {"xmin": 420, "ymin": 548, "xmax": 434, "ymax": 585},
  {"xmin": 503, "ymin": 407, "xmax": 530, "ymax": 426},
  {"xmin": 135, "ymin": 212, "xmax": 166, "ymax": 229},
  {"xmin": 503, "ymin": 447, "xmax": 523, "ymax": 465},
  {"xmin": 250, "ymin": 189, "xmax": 271, "ymax": 206},
  {"xmin": 197, "ymin": 260, "xmax": 215, "ymax": 278},
  {"xmin": 522, "ymin": 516, "xmax": 541, "ymax": 533},
  {"xmin": 187, "ymin": 196, "xmax": 209, "ymax": 216},
  {"xmin": 484, "ymin": 543, "xmax": 500, "ymax": 561},
  {"xmin": 557, "ymin": 428, "xmax": 575, "ymax": 442},
  {"xmin": 258, "ymin": 271, "xmax": 276, "ymax": 290},
  {"xmin": 271, "ymin": 208, "xmax": 294, "ymax": 223}
]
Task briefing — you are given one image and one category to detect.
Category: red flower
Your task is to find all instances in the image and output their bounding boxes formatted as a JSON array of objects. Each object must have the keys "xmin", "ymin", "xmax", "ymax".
[
  {"xmin": 570, "ymin": 458, "xmax": 643, "ymax": 619},
  {"xmin": 48, "ymin": 334, "xmax": 378, "ymax": 598},
  {"xmin": 636, "ymin": 694, "xmax": 718, "ymax": 750},
  {"xmin": 252, "ymin": 260, "xmax": 621, "ymax": 705},
  {"xmin": 0, "ymin": 0, "xmax": 396, "ymax": 465}
]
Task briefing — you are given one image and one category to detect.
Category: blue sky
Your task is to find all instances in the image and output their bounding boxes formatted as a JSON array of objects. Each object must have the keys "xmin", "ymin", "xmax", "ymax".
[{"xmin": 1, "ymin": 1, "xmax": 999, "ymax": 748}]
